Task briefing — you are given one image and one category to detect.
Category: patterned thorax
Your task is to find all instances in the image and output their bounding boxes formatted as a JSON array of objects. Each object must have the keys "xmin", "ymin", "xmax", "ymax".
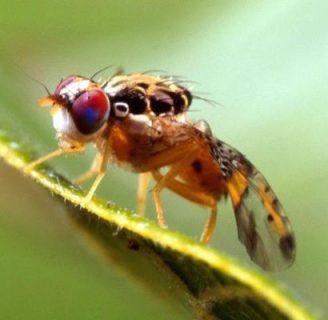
[{"xmin": 103, "ymin": 73, "xmax": 192, "ymax": 118}]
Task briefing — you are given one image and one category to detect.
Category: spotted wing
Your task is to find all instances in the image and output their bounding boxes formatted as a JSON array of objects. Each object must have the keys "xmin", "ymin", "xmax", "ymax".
[{"xmin": 212, "ymin": 138, "xmax": 296, "ymax": 271}]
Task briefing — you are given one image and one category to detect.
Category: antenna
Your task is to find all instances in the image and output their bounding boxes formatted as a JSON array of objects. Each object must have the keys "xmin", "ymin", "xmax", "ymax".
[
  {"xmin": 90, "ymin": 65, "xmax": 114, "ymax": 81},
  {"xmin": 26, "ymin": 73, "xmax": 51, "ymax": 96},
  {"xmin": 10, "ymin": 61, "xmax": 51, "ymax": 96}
]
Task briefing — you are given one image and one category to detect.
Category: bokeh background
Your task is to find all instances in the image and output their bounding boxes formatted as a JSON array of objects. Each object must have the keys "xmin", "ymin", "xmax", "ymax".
[{"xmin": 0, "ymin": 1, "xmax": 327, "ymax": 319}]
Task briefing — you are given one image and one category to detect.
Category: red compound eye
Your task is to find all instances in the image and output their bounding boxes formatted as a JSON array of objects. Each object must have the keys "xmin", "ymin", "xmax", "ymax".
[{"xmin": 70, "ymin": 89, "xmax": 110, "ymax": 135}]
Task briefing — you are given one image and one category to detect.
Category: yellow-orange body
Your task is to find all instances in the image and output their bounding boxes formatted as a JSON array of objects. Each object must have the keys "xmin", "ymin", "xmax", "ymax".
[{"xmin": 25, "ymin": 73, "xmax": 296, "ymax": 271}]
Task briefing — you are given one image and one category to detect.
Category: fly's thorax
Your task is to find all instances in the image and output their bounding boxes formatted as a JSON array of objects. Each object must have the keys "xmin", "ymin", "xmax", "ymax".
[
  {"xmin": 125, "ymin": 113, "xmax": 190, "ymax": 141},
  {"xmin": 107, "ymin": 113, "xmax": 160, "ymax": 143},
  {"xmin": 103, "ymin": 113, "xmax": 193, "ymax": 170},
  {"xmin": 102, "ymin": 73, "xmax": 192, "ymax": 118}
]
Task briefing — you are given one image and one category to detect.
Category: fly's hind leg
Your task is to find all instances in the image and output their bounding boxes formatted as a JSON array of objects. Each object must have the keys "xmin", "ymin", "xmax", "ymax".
[
  {"xmin": 201, "ymin": 205, "xmax": 218, "ymax": 243},
  {"xmin": 152, "ymin": 170, "xmax": 218, "ymax": 243},
  {"xmin": 151, "ymin": 144, "xmax": 201, "ymax": 228}
]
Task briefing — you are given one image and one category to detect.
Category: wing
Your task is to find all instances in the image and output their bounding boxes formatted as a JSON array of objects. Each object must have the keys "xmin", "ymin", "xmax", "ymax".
[{"xmin": 211, "ymin": 138, "xmax": 296, "ymax": 271}]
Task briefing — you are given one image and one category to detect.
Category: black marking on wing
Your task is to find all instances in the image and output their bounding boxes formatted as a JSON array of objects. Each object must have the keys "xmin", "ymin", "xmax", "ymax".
[{"xmin": 210, "ymin": 138, "xmax": 296, "ymax": 271}]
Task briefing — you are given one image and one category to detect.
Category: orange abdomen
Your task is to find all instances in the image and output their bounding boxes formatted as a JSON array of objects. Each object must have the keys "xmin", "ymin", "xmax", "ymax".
[{"xmin": 178, "ymin": 148, "xmax": 227, "ymax": 199}]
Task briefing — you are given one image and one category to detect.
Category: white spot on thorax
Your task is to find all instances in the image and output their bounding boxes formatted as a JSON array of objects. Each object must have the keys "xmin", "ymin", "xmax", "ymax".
[
  {"xmin": 175, "ymin": 112, "xmax": 188, "ymax": 124},
  {"xmin": 194, "ymin": 120, "xmax": 212, "ymax": 135},
  {"xmin": 114, "ymin": 102, "xmax": 129, "ymax": 118},
  {"xmin": 127, "ymin": 114, "xmax": 153, "ymax": 135},
  {"xmin": 129, "ymin": 114, "xmax": 152, "ymax": 125}
]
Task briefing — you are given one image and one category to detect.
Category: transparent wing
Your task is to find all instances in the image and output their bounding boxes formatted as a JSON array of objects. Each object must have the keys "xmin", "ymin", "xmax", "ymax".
[{"xmin": 212, "ymin": 139, "xmax": 296, "ymax": 271}]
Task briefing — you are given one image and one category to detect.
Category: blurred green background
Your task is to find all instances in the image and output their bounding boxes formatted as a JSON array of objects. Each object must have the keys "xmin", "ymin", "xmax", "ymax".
[{"xmin": 0, "ymin": 1, "xmax": 327, "ymax": 319}]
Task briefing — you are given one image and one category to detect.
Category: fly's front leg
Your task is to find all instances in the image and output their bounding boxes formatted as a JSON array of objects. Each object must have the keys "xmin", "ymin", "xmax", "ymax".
[
  {"xmin": 24, "ymin": 145, "xmax": 85, "ymax": 173},
  {"xmin": 81, "ymin": 140, "xmax": 111, "ymax": 206},
  {"xmin": 137, "ymin": 172, "xmax": 151, "ymax": 217},
  {"xmin": 74, "ymin": 152, "xmax": 103, "ymax": 185}
]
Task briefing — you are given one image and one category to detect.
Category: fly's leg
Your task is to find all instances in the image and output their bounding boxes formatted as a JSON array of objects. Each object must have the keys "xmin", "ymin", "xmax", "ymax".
[
  {"xmin": 24, "ymin": 145, "xmax": 85, "ymax": 173},
  {"xmin": 73, "ymin": 152, "xmax": 103, "ymax": 185},
  {"xmin": 151, "ymin": 144, "xmax": 201, "ymax": 228},
  {"xmin": 200, "ymin": 205, "xmax": 218, "ymax": 243},
  {"xmin": 81, "ymin": 140, "xmax": 111, "ymax": 205},
  {"xmin": 152, "ymin": 170, "xmax": 218, "ymax": 243},
  {"xmin": 136, "ymin": 172, "xmax": 151, "ymax": 217}
]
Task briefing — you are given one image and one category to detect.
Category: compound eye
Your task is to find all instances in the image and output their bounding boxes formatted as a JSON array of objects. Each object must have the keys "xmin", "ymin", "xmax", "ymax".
[{"xmin": 71, "ymin": 89, "xmax": 110, "ymax": 135}]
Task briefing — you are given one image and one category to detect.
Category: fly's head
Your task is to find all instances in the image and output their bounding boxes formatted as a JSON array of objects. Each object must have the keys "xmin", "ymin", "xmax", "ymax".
[{"xmin": 38, "ymin": 75, "xmax": 110, "ymax": 146}]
